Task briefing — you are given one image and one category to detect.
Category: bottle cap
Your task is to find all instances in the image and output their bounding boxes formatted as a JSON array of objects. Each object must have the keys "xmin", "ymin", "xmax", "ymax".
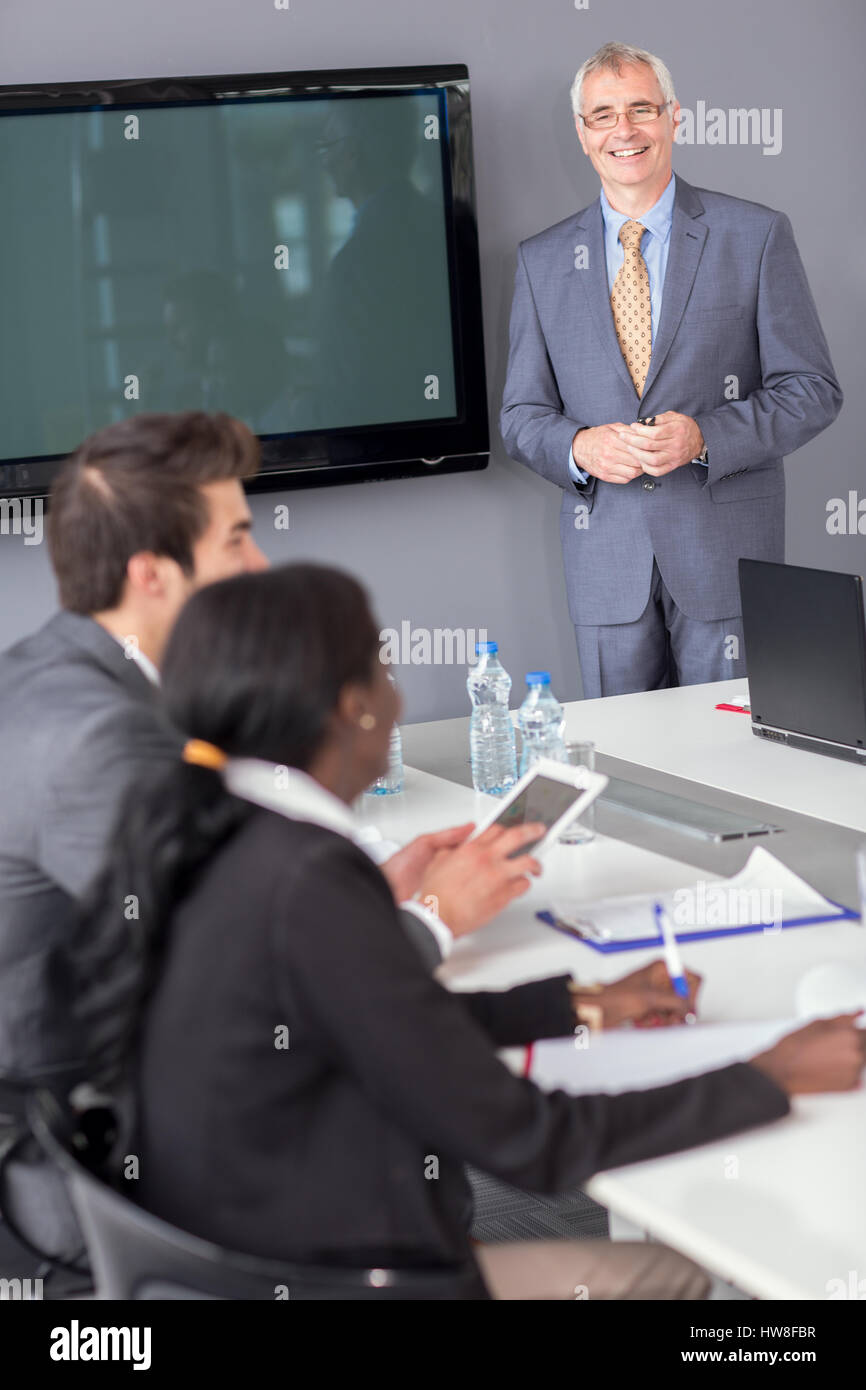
[
  {"xmin": 526, "ymin": 671, "xmax": 551, "ymax": 686},
  {"xmin": 475, "ymin": 641, "xmax": 498, "ymax": 655}
]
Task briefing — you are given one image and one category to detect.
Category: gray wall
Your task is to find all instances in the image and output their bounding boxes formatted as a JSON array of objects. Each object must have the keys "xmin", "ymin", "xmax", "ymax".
[{"xmin": 0, "ymin": 0, "xmax": 862, "ymax": 722}]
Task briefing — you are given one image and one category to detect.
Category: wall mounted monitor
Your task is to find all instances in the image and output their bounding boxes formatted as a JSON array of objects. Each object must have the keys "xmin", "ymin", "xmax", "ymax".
[{"xmin": 0, "ymin": 63, "xmax": 488, "ymax": 497}]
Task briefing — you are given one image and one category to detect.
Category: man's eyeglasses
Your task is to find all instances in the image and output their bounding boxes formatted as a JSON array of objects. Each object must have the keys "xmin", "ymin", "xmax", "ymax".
[{"xmin": 579, "ymin": 102, "xmax": 671, "ymax": 131}]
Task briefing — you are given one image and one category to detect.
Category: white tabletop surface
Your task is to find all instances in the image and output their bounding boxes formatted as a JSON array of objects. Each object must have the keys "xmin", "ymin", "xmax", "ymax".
[
  {"xmin": 559, "ymin": 678, "xmax": 866, "ymax": 834},
  {"xmin": 358, "ymin": 765, "xmax": 866, "ymax": 1300}
]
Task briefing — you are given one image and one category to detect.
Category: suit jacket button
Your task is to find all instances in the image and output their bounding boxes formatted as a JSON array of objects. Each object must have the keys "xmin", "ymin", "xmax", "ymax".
[{"xmin": 642, "ymin": 479, "xmax": 655, "ymax": 490}]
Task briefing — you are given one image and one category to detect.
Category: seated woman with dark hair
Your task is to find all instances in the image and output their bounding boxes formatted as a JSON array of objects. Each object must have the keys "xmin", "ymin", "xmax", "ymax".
[{"xmin": 78, "ymin": 564, "xmax": 864, "ymax": 1300}]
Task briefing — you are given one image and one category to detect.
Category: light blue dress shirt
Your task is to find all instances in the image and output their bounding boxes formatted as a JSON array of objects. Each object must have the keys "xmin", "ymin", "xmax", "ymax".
[{"xmin": 570, "ymin": 173, "xmax": 690, "ymax": 485}]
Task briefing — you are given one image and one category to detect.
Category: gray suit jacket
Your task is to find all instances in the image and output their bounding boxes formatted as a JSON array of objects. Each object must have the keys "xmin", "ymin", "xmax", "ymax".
[
  {"xmin": 0, "ymin": 612, "xmax": 183, "ymax": 1081},
  {"xmin": 500, "ymin": 176, "xmax": 843, "ymax": 625},
  {"xmin": 0, "ymin": 611, "xmax": 443, "ymax": 1083}
]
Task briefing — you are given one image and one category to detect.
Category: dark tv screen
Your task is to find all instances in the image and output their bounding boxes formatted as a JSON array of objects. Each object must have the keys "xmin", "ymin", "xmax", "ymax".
[{"xmin": 0, "ymin": 64, "xmax": 488, "ymax": 496}]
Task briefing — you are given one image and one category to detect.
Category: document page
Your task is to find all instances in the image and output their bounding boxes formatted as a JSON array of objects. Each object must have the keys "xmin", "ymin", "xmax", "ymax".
[{"xmin": 530, "ymin": 1019, "xmax": 799, "ymax": 1094}]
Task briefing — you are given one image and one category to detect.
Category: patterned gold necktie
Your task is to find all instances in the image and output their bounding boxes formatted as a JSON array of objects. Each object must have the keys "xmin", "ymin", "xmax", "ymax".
[{"xmin": 610, "ymin": 219, "xmax": 651, "ymax": 397}]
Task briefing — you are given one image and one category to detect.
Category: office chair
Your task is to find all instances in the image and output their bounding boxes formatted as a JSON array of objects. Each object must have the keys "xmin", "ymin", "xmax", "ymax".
[
  {"xmin": 26, "ymin": 1090, "xmax": 489, "ymax": 1300},
  {"xmin": 0, "ymin": 1068, "xmax": 92, "ymax": 1289}
]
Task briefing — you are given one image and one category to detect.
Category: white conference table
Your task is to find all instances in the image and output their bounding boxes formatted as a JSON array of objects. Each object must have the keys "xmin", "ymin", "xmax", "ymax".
[
  {"xmin": 357, "ymin": 710, "xmax": 866, "ymax": 1301},
  {"xmin": 561, "ymin": 678, "xmax": 866, "ymax": 834}
]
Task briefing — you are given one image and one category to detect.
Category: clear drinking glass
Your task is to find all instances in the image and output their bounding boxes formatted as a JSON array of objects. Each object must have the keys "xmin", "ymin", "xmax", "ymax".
[
  {"xmin": 856, "ymin": 843, "xmax": 866, "ymax": 924},
  {"xmin": 559, "ymin": 740, "xmax": 596, "ymax": 845}
]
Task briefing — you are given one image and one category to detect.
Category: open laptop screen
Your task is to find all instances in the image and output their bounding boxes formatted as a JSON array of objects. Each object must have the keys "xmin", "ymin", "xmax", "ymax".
[{"xmin": 739, "ymin": 558, "xmax": 866, "ymax": 752}]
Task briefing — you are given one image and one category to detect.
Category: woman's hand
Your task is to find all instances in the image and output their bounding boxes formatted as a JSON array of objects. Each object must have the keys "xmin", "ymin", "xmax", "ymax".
[
  {"xmin": 749, "ymin": 1014, "xmax": 866, "ymax": 1094},
  {"xmin": 572, "ymin": 959, "xmax": 702, "ymax": 1030},
  {"xmin": 379, "ymin": 824, "xmax": 476, "ymax": 903}
]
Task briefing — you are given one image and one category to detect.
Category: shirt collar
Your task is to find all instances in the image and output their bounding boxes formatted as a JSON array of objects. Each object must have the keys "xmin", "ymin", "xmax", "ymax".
[
  {"xmin": 110, "ymin": 634, "xmax": 161, "ymax": 687},
  {"xmin": 600, "ymin": 172, "xmax": 676, "ymax": 245},
  {"xmin": 223, "ymin": 758, "xmax": 360, "ymax": 843}
]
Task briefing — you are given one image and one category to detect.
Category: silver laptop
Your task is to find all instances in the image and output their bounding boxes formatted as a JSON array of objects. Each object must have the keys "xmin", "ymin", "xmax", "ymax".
[{"xmin": 739, "ymin": 558, "xmax": 866, "ymax": 765}]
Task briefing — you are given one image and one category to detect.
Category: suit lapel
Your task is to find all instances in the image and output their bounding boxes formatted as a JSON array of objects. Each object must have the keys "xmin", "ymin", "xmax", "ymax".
[
  {"xmin": 572, "ymin": 200, "xmax": 636, "ymax": 396},
  {"xmin": 641, "ymin": 178, "xmax": 708, "ymax": 401}
]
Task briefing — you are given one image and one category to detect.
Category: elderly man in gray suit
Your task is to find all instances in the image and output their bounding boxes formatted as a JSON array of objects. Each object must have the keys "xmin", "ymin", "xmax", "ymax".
[{"xmin": 501, "ymin": 41, "xmax": 842, "ymax": 697}]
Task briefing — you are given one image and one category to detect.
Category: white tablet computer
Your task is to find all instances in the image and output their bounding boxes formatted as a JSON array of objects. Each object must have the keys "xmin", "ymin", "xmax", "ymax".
[{"xmin": 469, "ymin": 759, "xmax": 608, "ymax": 858}]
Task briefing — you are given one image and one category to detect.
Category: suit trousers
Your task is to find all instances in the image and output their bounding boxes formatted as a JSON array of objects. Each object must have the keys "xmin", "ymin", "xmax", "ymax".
[
  {"xmin": 476, "ymin": 1237, "xmax": 710, "ymax": 1300},
  {"xmin": 575, "ymin": 559, "xmax": 746, "ymax": 699}
]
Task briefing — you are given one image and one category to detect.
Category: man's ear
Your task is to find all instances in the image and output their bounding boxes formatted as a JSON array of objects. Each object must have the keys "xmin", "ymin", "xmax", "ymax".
[
  {"xmin": 125, "ymin": 551, "xmax": 166, "ymax": 598},
  {"xmin": 575, "ymin": 115, "xmax": 589, "ymax": 155},
  {"xmin": 126, "ymin": 551, "xmax": 190, "ymax": 606},
  {"xmin": 671, "ymin": 102, "xmax": 681, "ymax": 138}
]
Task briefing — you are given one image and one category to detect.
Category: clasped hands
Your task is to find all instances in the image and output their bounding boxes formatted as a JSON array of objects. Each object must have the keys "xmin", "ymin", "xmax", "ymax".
[{"xmin": 572, "ymin": 411, "xmax": 704, "ymax": 484}]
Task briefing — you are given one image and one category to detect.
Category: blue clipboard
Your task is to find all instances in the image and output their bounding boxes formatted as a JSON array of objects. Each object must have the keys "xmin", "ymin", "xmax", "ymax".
[{"xmin": 536, "ymin": 901, "xmax": 860, "ymax": 954}]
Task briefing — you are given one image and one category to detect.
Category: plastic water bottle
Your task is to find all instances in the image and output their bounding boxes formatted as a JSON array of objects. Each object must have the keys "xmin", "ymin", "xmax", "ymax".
[
  {"xmin": 366, "ymin": 724, "xmax": 404, "ymax": 795},
  {"xmin": 517, "ymin": 671, "xmax": 567, "ymax": 775},
  {"xmin": 467, "ymin": 641, "xmax": 517, "ymax": 796}
]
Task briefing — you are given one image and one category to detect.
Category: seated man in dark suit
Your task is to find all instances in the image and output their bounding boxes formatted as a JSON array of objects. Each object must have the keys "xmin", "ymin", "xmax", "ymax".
[
  {"xmin": 0, "ymin": 412, "xmax": 268, "ymax": 1095},
  {"xmin": 0, "ymin": 411, "xmax": 269, "ymax": 1267}
]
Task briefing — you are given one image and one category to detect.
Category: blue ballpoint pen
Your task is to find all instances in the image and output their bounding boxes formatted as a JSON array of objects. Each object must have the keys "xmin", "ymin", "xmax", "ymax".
[{"xmin": 653, "ymin": 900, "xmax": 697, "ymax": 1023}]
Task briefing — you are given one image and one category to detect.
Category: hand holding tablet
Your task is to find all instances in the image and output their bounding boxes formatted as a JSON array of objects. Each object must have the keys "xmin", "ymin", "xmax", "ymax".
[{"xmin": 469, "ymin": 758, "xmax": 609, "ymax": 859}]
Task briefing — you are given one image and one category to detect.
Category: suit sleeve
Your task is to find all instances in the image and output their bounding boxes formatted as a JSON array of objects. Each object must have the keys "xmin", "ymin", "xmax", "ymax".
[
  {"xmin": 458, "ymin": 975, "xmax": 576, "ymax": 1046},
  {"xmin": 272, "ymin": 842, "xmax": 790, "ymax": 1196},
  {"xmin": 500, "ymin": 244, "xmax": 593, "ymax": 493},
  {"xmin": 694, "ymin": 211, "xmax": 843, "ymax": 483},
  {"xmin": 38, "ymin": 702, "xmax": 183, "ymax": 900},
  {"xmin": 397, "ymin": 906, "xmax": 444, "ymax": 971},
  {"xmin": 397, "ymin": 905, "xmax": 576, "ymax": 1038}
]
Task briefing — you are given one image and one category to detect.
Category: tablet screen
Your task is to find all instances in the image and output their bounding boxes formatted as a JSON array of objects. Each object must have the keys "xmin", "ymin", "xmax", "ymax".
[{"xmin": 495, "ymin": 774, "xmax": 582, "ymax": 855}]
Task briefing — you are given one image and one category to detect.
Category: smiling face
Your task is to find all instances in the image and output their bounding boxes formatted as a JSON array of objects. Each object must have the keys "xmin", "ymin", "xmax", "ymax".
[{"xmin": 575, "ymin": 61, "xmax": 679, "ymax": 212}]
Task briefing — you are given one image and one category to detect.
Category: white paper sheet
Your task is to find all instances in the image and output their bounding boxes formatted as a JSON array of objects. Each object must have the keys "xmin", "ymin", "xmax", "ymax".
[
  {"xmin": 549, "ymin": 845, "xmax": 839, "ymax": 943},
  {"xmin": 529, "ymin": 1019, "xmax": 799, "ymax": 1095}
]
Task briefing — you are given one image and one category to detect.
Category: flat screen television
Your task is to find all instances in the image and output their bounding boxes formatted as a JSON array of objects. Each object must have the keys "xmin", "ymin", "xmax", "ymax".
[{"xmin": 0, "ymin": 63, "xmax": 488, "ymax": 497}]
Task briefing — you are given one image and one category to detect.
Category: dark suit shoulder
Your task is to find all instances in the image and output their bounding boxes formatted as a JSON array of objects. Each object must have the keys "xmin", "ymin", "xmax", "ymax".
[
  {"xmin": 0, "ymin": 612, "xmax": 161, "ymax": 726},
  {"xmin": 215, "ymin": 807, "xmax": 443, "ymax": 970},
  {"xmin": 223, "ymin": 806, "xmax": 390, "ymax": 903},
  {"xmin": 0, "ymin": 615, "xmax": 181, "ymax": 811},
  {"xmin": 232, "ymin": 804, "xmax": 373, "ymax": 856}
]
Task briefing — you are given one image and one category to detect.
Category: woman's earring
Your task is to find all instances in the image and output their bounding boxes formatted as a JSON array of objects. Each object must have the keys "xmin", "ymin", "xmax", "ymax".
[{"xmin": 359, "ymin": 713, "xmax": 377, "ymax": 731}]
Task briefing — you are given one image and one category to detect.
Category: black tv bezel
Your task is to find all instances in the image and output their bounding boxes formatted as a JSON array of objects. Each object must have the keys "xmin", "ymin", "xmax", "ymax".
[{"xmin": 0, "ymin": 62, "xmax": 489, "ymax": 498}]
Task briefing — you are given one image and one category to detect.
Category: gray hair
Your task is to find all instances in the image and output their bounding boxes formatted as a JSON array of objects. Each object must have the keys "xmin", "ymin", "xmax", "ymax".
[{"xmin": 571, "ymin": 41, "xmax": 677, "ymax": 119}]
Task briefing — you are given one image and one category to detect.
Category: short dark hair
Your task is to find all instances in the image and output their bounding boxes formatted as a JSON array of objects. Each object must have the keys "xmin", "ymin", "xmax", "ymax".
[{"xmin": 48, "ymin": 411, "xmax": 260, "ymax": 613}]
